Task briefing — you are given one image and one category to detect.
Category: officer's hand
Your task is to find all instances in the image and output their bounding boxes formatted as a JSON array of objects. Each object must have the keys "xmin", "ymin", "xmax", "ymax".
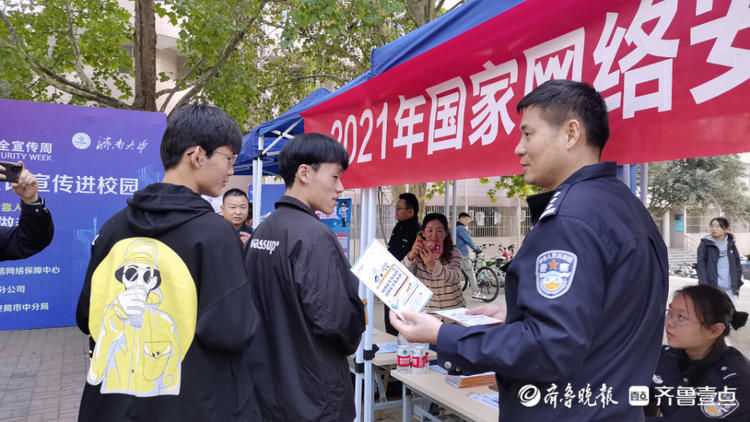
[
  {"xmin": 466, "ymin": 303, "xmax": 506, "ymax": 322},
  {"xmin": 389, "ymin": 310, "xmax": 442, "ymax": 344},
  {"xmin": 10, "ymin": 164, "xmax": 40, "ymax": 204},
  {"xmin": 239, "ymin": 231, "xmax": 251, "ymax": 244}
]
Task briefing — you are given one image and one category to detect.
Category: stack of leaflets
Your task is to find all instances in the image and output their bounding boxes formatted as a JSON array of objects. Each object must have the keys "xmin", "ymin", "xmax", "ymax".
[
  {"xmin": 431, "ymin": 307, "xmax": 503, "ymax": 326},
  {"xmin": 445, "ymin": 371, "xmax": 496, "ymax": 388},
  {"xmin": 351, "ymin": 241, "xmax": 433, "ymax": 318}
]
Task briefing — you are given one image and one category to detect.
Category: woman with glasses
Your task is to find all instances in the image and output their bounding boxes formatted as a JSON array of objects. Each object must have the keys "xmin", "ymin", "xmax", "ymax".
[
  {"xmin": 697, "ymin": 217, "xmax": 744, "ymax": 304},
  {"xmin": 646, "ymin": 285, "xmax": 749, "ymax": 420},
  {"xmin": 403, "ymin": 212, "xmax": 465, "ymax": 311}
]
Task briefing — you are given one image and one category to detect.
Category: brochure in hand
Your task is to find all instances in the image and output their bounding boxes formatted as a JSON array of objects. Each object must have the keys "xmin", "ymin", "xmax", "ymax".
[
  {"xmin": 351, "ymin": 240, "xmax": 433, "ymax": 318},
  {"xmin": 431, "ymin": 307, "xmax": 503, "ymax": 327}
]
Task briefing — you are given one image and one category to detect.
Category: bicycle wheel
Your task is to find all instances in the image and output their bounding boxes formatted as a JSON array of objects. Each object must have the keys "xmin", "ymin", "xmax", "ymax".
[
  {"xmin": 475, "ymin": 267, "xmax": 499, "ymax": 302},
  {"xmin": 461, "ymin": 270, "xmax": 469, "ymax": 291}
]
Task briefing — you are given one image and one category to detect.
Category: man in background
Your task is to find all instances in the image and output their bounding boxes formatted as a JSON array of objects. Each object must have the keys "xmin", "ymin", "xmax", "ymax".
[
  {"xmin": 222, "ymin": 188, "xmax": 252, "ymax": 245},
  {"xmin": 456, "ymin": 212, "xmax": 483, "ymax": 298},
  {"xmin": 384, "ymin": 192, "xmax": 420, "ymax": 335},
  {"xmin": 0, "ymin": 162, "xmax": 54, "ymax": 261}
]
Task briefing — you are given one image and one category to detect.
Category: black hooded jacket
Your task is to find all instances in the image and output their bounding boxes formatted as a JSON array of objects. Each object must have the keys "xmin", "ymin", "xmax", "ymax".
[
  {"xmin": 244, "ymin": 196, "xmax": 365, "ymax": 421},
  {"xmin": 697, "ymin": 234, "xmax": 743, "ymax": 295},
  {"xmin": 76, "ymin": 183, "xmax": 257, "ymax": 421}
]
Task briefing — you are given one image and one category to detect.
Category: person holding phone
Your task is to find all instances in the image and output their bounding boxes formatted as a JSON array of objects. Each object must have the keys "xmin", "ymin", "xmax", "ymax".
[
  {"xmin": 0, "ymin": 161, "xmax": 54, "ymax": 261},
  {"xmin": 403, "ymin": 212, "xmax": 465, "ymax": 311}
]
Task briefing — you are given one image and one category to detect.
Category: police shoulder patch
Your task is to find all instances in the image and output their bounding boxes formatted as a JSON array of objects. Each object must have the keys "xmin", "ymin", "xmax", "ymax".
[
  {"xmin": 701, "ymin": 400, "xmax": 739, "ymax": 419},
  {"xmin": 535, "ymin": 250, "xmax": 577, "ymax": 299}
]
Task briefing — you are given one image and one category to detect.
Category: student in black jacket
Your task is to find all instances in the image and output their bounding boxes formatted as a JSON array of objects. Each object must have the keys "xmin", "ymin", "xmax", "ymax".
[
  {"xmin": 646, "ymin": 284, "xmax": 749, "ymax": 421},
  {"xmin": 0, "ymin": 163, "xmax": 53, "ymax": 261},
  {"xmin": 76, "ymin": 104, "xmax": 258, "ymax": 421},
  {"xmin": 244, "ymin": 133, "xmax": 365, "ymax": 422}
]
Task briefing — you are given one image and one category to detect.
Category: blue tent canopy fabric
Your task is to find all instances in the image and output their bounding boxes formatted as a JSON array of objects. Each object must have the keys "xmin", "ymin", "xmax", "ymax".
[{"xmin": 234, "ymin": 0, "xmax": 525, "ymax": 176}]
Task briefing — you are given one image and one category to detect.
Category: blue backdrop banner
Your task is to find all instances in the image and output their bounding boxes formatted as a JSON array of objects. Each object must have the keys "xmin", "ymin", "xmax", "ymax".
[
  {"xmin": 0, "ymin": 99, "xmax": 165, "ymax": 330},
  {"xmin": 317, "ymin": 198, "xmax": 352, "ymax": 261}
]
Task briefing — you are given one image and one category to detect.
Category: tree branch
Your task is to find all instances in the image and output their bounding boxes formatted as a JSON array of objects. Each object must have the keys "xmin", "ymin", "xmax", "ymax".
[
  {"xmin": 157, "ymin": 57, "xmax": 207, "ymax": 111},
  {"xmin": 167, "ymin": 0, "xmax": 271, "ymax": 112},
  {"xmin": 63, "ymin": 0, "xmax": 94, "ymax": 89},
  {"xmin": 445, "ymin": 0, "xmax": 466, "ymax": 13},
  {"xmin": 2, "ymin": 8, "xmax": 129, "ymax": 108},
  {"xmin": 262, "ymin": 73, "xmax": 347, "ymax": 90}
]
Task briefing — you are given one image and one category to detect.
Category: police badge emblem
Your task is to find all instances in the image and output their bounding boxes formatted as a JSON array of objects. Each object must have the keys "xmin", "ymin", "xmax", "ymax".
[
  {"xmin": 536, "ymin": 250, "xmax": 577, "ymax": 299},
  {"xmin": 701, "ymin": 400, "xmax": 739, "ymax": 419}
]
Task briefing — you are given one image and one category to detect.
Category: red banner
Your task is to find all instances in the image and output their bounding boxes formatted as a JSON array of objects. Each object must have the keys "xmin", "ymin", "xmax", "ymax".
[{"xmin": 303, "ymin": 0, "xmax": 750, "ymax": 189}]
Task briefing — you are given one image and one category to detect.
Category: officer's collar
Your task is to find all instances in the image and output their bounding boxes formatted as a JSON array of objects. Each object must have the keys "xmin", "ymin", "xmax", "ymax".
[
  {"xmin": 275, "ymin": 195, "xmax": 317, "ymax": 218},
  {"xmin": 558, "ymin": 161, "xmax": 617, "ymax": 188},
  {"xmin": 525, "ymin": 162, "xmax": 616, "ymax": 225}
]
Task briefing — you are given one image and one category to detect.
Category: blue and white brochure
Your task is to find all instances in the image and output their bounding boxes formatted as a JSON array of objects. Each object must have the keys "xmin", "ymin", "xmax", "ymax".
[{"xmin": 351, "ymin": 240, "xmax": 433, "ymax": 318}]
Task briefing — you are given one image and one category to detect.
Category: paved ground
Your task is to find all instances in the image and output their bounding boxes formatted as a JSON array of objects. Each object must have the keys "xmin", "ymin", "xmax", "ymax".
[{"xmin": 0, "ymin": 277, "xmax": 746, "ymax": 422}]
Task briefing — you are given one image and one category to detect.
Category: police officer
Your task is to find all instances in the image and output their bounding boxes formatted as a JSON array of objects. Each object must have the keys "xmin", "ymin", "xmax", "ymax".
[{"xmin": 391, "ymin": 80, "xmax": 669, "ymax": 421}]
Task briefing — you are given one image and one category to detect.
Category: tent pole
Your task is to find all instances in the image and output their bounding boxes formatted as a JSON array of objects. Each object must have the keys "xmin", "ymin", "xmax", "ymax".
[
  {"xmin": 363, "ymin": 187, "xmax": 376, "ymax": 422},
  {"xmin": 354, "ymin": 189, "xmax": 367, "ymax": 422},
  {"xmin": 451, "ymin": 180, "xmax": 457, "ymax": 241},
  {"xmin": 443, "ymin": 181, "xmax": 449, "ymax": 219},
  {"xmin": 252, "ymin": 136, "xmax": 264, "ymax": 228},
  {"xmin": 640, "ymin": 163, "xmax": 648, "ymax": 206}
]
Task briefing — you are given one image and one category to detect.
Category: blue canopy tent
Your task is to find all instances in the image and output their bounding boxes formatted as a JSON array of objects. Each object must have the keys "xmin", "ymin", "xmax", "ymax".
[
  {"xmin": 233, "ymin": 1, "xmax": 525, "ymax": 420},
  {"xmin": 235, "ymin": 0, "xmax": 523, "ymax": 230}
]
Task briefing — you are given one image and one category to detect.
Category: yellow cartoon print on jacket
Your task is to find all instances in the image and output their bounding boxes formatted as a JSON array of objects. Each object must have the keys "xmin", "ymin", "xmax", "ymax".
[{"xmin": 87, "ymin": 238, "xmax": 197, "ymax": 397}]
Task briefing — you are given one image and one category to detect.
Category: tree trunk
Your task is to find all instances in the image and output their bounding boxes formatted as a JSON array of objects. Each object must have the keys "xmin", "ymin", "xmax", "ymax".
[{"xmin": 133, "ymin": 0, "xmax": 157, "ymax": 111}]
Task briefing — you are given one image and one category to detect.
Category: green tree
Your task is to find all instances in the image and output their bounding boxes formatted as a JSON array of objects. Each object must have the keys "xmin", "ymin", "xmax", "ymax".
[
  {"xmin": 0, "ymin": 0, "xmax": 414, "ymax": 128},
  {"xmin": 648, "ymin": 155, "xmax": 750, "ymax": 221}
]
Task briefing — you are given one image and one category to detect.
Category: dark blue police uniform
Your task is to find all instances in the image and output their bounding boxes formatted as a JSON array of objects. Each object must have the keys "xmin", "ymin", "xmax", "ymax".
[
  {"xmin": 437, "ymin": 162, "xmax": 669, "ymax": 421},
  {"xmin": 647, "ymin": 343, "xmax": 750, "ymax": 421}
]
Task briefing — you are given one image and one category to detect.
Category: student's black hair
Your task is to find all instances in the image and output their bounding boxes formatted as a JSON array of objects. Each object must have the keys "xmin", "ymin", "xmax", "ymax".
[
  {"xmin": 399, "ymin": 192, "xmax": 419, "ymax": 216},
  {"xmin": 422, "ymin": 212, "xmax": 454, "ymax": 264},
  {"xmin": 710, "ymin": 217, "xmax": 730, "ymax": 231},
  {"xmin": 516, "ymin": 79, "xmax": 610, "ymax": 151},
  {"xmin": 458, "ymin": 212, "xmax": 471, "ymax": 219},
  {"xmin": 277, "ymin": 133, "xmax": 349, "ymax": 188},
  {"xmin": 675, "ymin": 285, "xmax": 748, "ymax": 337},
  {"xmin": 222, "ymin": 188, "xmax": 248, "ymax": 203},
  {"xmin": 160, "ymin": 103, "xmax": 243, "ymax": 170}
]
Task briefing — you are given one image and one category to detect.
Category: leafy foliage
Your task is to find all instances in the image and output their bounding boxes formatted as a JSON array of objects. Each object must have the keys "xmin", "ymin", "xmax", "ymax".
[
  {"xmin": 0, "ymin": 0, "xmax": 417, "ymax": 130},
  {"xmin": 648, "ymin": 155, "xmax": 750, "ymax": 221}
]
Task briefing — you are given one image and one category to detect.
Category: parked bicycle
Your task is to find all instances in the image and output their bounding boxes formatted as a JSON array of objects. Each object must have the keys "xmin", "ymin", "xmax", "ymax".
[{"xmin": 460, "ymin": 246, "xmax": 503, "ymax": 302}]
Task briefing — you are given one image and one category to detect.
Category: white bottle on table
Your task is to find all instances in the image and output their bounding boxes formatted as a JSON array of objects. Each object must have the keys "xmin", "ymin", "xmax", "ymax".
[
  {"xmin": 411, "ymin": 342, "xmax": 428, "ymax": 374},
  {"xmin": 397, "ymin": 333, "xmax": 411, "ymax": 374}
]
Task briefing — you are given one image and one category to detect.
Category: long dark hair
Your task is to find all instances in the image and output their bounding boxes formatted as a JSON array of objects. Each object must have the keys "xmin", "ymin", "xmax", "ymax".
[
  {"xmin": 422, "ymin": 213, "xmax": 454, "ymax": 264},
  {"xmin": 675, "ymin": 285, "xmax": 748, "ymax": 338}
]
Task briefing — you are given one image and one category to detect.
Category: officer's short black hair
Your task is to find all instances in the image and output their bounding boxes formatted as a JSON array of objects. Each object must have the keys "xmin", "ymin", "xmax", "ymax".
[
  {"xmin": 278, "ymin": 133, "xmax": 349, "ymax": 188},
  {"xmin": 398, "ymin": 193, "xmax": 419, "ymax": 216},
  {"xmin": 222, "ymin": 188, "xmax": 247, "ymax": 203},
  {"xmin": 160, "ymin": 103, "xmax": 243, "ymax": 171},
  {"xmin": 675, "ymin": 285, "xmax": 748, "ymax": 337},
  {"xmin": 458, "ymin": 212, "xmax": 471, "ymax": 219},
  {"xmin": 517, "ymin": 79, "xmax": 610, "ymax": 151}
]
